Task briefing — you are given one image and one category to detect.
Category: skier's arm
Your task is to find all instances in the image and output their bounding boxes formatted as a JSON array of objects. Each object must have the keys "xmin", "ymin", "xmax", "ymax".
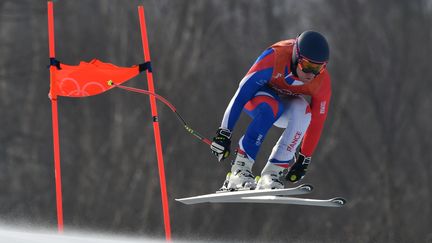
[
  {"xmin": 300, "ymin": 73, "xmax": 332, "ymax": 157},
  {"xmin": 220, "ymin": 49, "xmax": 275, "ymax": 131},
  {"xmin": 287, "ymin": 75, "xmax": 331, "ymax": 183},
  {"xmin": 210, "ymin": 49, "xmax": 274, "ymax": 161}
]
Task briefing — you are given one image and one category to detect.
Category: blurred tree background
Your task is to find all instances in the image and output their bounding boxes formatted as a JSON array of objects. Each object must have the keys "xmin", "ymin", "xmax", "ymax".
[{"xmin": 1, "ymin": 0, "xmax": 432, "ymax": 242}]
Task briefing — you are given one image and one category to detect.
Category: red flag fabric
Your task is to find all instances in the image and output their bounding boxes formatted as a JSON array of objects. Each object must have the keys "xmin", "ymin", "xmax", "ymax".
[{"xmin": 49, "ymin": 59, "xmax": 140, "ymax": 99}]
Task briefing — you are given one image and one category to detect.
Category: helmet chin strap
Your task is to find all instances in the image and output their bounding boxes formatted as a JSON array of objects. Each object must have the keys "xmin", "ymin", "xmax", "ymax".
[
  {"xmin": 291, "ymin": 44, "xmax": 299, "ymax": 77},
  {"xmin": 291, "ymin": 62, "xmax": 299, "ymax": 78}
]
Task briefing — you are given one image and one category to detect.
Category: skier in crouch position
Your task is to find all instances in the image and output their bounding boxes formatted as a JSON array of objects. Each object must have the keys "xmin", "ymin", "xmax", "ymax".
[{"xmin": 210, "ymin": 30, "xmax": 331, "ymax": 190}]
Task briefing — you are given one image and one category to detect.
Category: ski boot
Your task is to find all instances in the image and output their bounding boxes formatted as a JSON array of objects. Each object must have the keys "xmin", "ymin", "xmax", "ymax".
[
  {"xmin": 220, "ymin": 151, "xmax": 256, "ymax": 191},
  {"xmin": 256, "ymin": 162, "xmax": 288, "ymax": 190}
]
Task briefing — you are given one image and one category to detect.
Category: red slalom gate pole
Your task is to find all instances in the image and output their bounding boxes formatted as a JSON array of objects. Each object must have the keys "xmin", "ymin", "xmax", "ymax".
[
  {"xmin": 47, "ymin": 1, "xmax": 64, "ymax": 233},
  {"xmin": 138, "ymin": 6, "xmax": 172, "ymax": 241}
]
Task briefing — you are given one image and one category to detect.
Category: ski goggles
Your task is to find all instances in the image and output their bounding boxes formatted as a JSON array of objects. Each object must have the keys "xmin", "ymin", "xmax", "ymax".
[
  {"xmin": 294, "ymin": 38, "xmax": 327, "ymax": 75},
  {"xmin": 297, "ymin": 58, "xmax": 326, "ymax": 75}
]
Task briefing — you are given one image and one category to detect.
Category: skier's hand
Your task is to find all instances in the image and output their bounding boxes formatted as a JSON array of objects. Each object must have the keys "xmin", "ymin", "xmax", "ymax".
[
  {"xmin": 286, "ymin": 152, "xmax": 311, "ymax": 183},
  {"xmin": 210, "ymin": 128, "xmax": 232, "ymax": 162}
]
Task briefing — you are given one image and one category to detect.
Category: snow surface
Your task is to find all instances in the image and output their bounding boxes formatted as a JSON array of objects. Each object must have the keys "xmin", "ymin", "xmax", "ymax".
[{"xmin": 0, "ymin": 225, "xmax": 203, "ymax": 243}]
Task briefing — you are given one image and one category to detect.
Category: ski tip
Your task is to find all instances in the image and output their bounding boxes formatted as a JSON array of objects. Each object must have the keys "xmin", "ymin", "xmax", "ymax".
[
  {"xmin": 330, "ymin": 197, "xmax": 347, "ymax": 206},
  {"xmin": 299, "ymin": 184, "xmax": 314, "ymax": 192},
  {"xmin": 175, "ymin": 198, "xmax": 191, "ymax": 205},
  {"xmin": 176, "ymin": 197, "xmax": 210, "ymax": 205}
]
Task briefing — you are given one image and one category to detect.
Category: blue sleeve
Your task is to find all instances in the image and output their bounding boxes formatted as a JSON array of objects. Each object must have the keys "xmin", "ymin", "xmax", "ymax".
[{"xmin": 220, "ymin": 49, "xmax": 274, "ymax": 131}]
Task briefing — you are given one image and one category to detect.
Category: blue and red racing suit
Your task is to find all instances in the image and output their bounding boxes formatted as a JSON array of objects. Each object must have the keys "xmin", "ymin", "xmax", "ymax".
[{"xmin": 220, "ymin": 39, "xmax": 331, "ymax": 167}]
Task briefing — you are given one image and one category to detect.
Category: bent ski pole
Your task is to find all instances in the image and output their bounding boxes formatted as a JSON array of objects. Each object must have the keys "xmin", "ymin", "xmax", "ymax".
[{"xmin": 108, "ymin": 81, "xmax": 212, "ymax": 146}]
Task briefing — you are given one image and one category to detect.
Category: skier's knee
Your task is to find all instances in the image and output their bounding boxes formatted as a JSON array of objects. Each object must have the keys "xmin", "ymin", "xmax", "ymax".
[
  {"xmin": 245, "ymin": 96, "xmax": 283, "ymax": 121},
  {"xmin": 290, "ymin": 98, "xmax": 311, "ymax": 124},
  {"xmin": 256, "ymin": 101, "xmax": 283, "ymax": 122}
]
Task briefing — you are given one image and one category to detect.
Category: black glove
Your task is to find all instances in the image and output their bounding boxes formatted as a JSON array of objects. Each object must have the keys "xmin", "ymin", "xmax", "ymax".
[
  {"xmin": 286, "ymin": 152, "xmax": 311, "ymax": 183},
  {"xmin": 210, "ymin": 128, "xmax": 232, "ymax": 162}
]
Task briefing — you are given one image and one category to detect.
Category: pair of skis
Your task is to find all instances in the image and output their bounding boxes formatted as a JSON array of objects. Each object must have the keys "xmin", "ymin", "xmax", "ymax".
[{"xmin": 176, "ymin": 184, "xmax": 346, "ymax": 207}]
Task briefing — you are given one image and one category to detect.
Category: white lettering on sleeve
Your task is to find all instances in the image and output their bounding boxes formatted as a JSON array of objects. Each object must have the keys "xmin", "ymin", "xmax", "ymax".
[{"xmin": 320, "ymin": 101, "xmax": 326, "ymax": 114}]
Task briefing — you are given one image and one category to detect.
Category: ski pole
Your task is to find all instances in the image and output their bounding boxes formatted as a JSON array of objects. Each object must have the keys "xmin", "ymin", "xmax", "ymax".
[{"xmin": 107, "ymin": 81, "xmax": 212, "ymax": 146}]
